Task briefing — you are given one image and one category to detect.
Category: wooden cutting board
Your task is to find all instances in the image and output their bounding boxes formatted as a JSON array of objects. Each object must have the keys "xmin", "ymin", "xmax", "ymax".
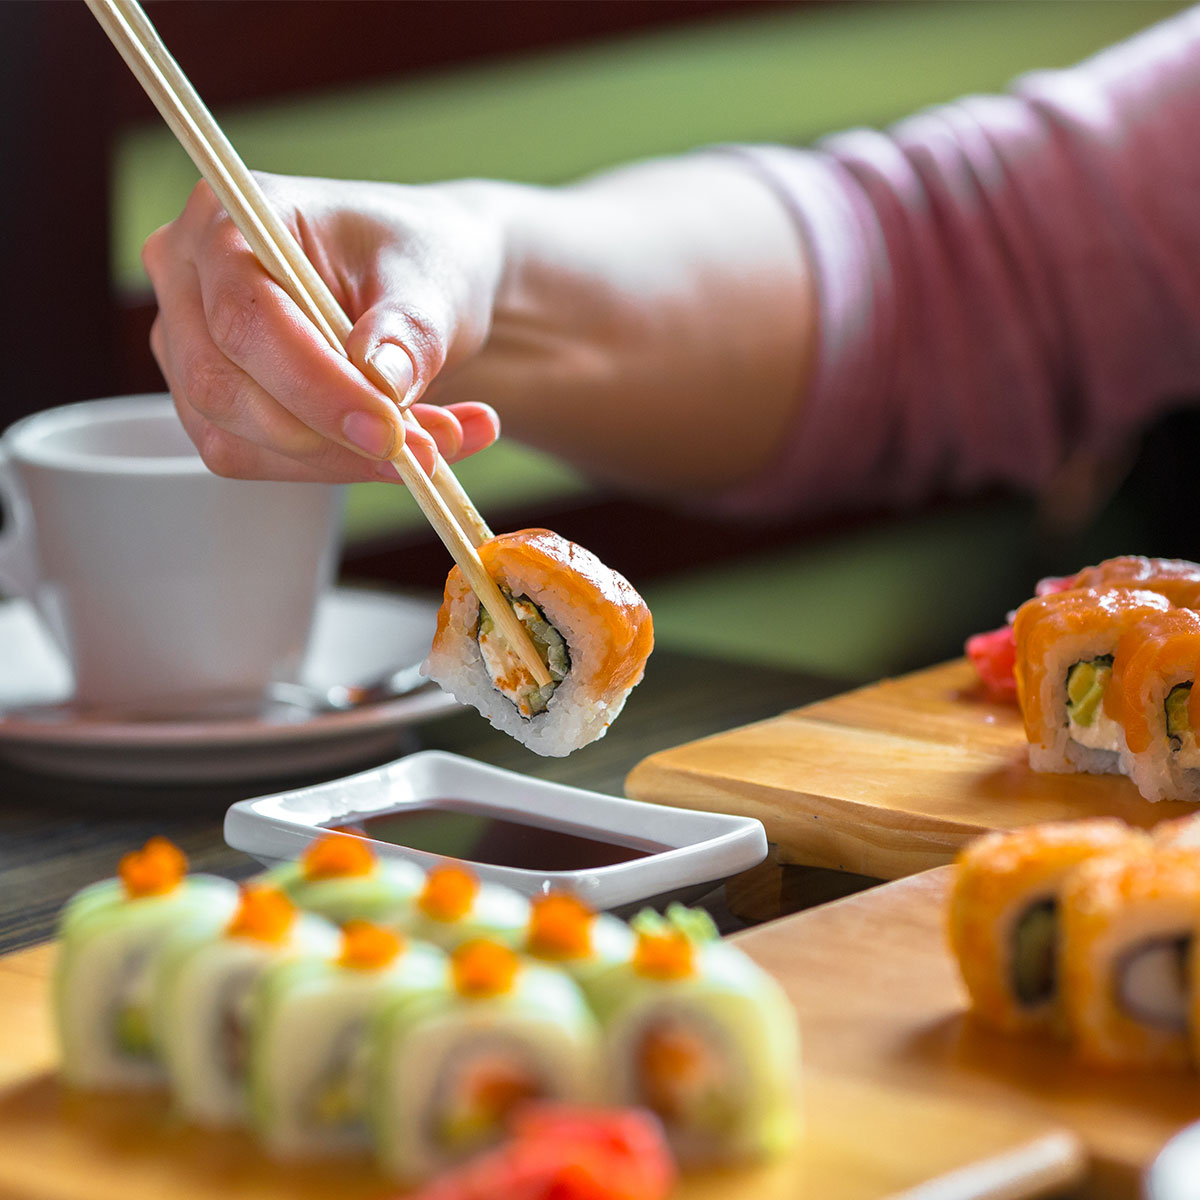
[
  {"xmin": 0, "ymin": 939, "xmax": 1082, "ymax": 1200},
  {"xmin": 734, "ymin": 867, "xmax": 1200, "ymax": 1200},
  {"xmin": 626, "ymin": 658, "xmax": 1199, "ymax": 881}
]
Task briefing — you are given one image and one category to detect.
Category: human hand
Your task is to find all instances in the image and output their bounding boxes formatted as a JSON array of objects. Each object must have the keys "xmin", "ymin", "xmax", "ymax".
[{"xmin": 142, "ymin": 172, "xmax": 505, "ymax": 483}]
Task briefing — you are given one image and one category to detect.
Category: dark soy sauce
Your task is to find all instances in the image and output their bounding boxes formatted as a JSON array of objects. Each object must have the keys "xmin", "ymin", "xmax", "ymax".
[{"xmin": 330, "ymin": 801, "xmax": 671, "ymax": 871}]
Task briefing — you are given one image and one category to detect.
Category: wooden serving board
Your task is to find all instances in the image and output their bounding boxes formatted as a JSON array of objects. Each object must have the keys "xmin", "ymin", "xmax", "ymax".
[
  {"xmin": 734, "ymin": 867, "xmax": 1200, "ymax": 1200},
  {"xmin": 0, "ymin": 940, "xmax": 1082, "ymax": 1200},
  {"xmin": 626, "ymin": 658, "xmax": 1200, "ymax": 881}
]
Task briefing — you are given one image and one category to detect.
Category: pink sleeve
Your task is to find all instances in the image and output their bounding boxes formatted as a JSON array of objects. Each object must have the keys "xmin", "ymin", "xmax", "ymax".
[{"xmin": 718, "ymin": 6, "xmax": 1200, "ymax": 519}]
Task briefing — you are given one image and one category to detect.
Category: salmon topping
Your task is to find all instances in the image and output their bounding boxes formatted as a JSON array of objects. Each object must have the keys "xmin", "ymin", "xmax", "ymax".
[
  {"xmin": 301, "ymin": 832, "xmax": 376, "ymax": 881},
  {"xmin": 527, "ymin": 893, "xmax": 595, "ymax": 960},
  {"xmin": 338, "ymin": 920, "xmax": 404, "ymax": 971},
  {"xmin": 226, "ymin": 885, "xmax": 296, "ymax": 944},
  {"xmin": 118, "ymin": 836, "xmax": 188, "ymax": 899},
  {"xmin": 420, "ymin": 865, "xmax": 479, "ymax": 922},
  {"xmin": 452, "ymin": 939, "xmax": 520, "ymax": 998},
  {"xmin": 633, "ymin": 930, "xmax": 696, "ymax": 981}
]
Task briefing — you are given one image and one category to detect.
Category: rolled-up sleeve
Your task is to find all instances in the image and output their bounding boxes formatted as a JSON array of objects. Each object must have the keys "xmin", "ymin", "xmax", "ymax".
[{"xmin": 717, "ymin": 5, "xmax": 1200, "ymax": 519}]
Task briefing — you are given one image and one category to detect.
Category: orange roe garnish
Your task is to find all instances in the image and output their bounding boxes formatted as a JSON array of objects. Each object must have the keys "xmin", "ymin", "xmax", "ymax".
[
  {"xmin": 633, "ymin": 930, "xmax": 696, "ymax": 982},
  {"xmin": 452, "ymin": 939, "xmax": 521, "ymax": 998},
  {"xmin": 118, "ymin": 836, "xmax": 188, "ymax": 899},
  {"xmin": 338, "ymin": 920, "xmax": 405, "ymax": 971},
  {"xmin": 419, "ymin": 865, "xmax": 479, "ymax": 922},
  {"xmin": 301, "ymin": 832, "xmax": 376, "ymax": 882},
  {"xmin": 225, "ymin": 886, "xmax": 296, "ymax": 945},
  {"xmin": 527, "ymin": 893, "xmax": 595, "ymax": 961}
]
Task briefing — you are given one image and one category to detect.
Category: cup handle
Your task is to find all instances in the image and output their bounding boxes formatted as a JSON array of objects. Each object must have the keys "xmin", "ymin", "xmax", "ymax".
[{"xmin": 0, "ymin": 446, "xmax": 36, "ymax": 599}]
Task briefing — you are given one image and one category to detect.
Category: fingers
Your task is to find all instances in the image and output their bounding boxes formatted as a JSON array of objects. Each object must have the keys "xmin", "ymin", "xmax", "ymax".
[
  {"xmin": 147, "ymin": 262, "xmax": 409, "ymax": 484},
  {"xmin": 142, "ymin": 178, "xmax": 499, "ymax": 486},
  {"xmin": 144, "ymin": 185, "xmax": 409, "ymax": 480}
]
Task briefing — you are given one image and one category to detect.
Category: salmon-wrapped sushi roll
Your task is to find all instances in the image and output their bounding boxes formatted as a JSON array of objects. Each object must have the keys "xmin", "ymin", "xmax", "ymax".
[
  {"xmin": 152, "ymin": 886, "xmax": 338, "ymax": 1126},
  {"xmin": 948, "ymin": 820, "xmax": 1145, "ymax": 1034},
  {"xmin": 54, "ymin": 838, "xmax": 238, "ymax": 1091},
  {"xmin": 424, "ymin": 529, "xmax": 653, "ymax": 756},
  {"xmin": 1072, "ymin": 556, "xmax": 1200, "ymax": 609},
  {"xmin": 1060, "ymin": 848, "xmax": 1200, "ymax": 1068},
  {"xmin": 1105, "ymin": 608, "xmax": 1200, "ymax": 802},
  {"xmin": 1013, "ymin": 587, "xmax": 1171, "ymax": 774},
  {"xmin": 372, "ymin": 939, "xmax": 599, "ymax": 1182},
  {"xmin": 262, "ymin": 831, "xmax": 424, "ymax": 925}
]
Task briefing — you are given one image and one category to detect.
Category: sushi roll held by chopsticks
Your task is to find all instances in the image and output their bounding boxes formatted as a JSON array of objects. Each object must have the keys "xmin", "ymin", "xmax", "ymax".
[{"xmin": 424, "ymin": 529, "xmax": 653, "ymax": 757}]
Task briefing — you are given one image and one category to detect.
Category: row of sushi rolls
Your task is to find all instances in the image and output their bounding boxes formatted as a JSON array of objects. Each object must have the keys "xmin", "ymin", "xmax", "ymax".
[
  {"xmin": 54, "ymin": 831, "xmax": 798, "ymax": 1194},
  {"xmin": 956, "ymin": 555, "xmax": 1200, "ymax": 1065}
]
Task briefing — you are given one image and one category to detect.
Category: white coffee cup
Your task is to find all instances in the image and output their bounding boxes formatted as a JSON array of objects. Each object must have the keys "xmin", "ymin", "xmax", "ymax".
[{"xmin": 0, "ymin": 394, "xmax": 344, "ymax": 714}]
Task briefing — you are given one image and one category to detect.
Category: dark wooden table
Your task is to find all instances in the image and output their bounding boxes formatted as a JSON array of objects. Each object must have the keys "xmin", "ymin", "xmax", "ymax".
[{"xmin": 0, "ymin": 647, "xmax": 851, "ymax": 954}]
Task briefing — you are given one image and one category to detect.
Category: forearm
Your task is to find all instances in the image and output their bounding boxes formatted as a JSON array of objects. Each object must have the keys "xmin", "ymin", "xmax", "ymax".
[{"xmin": 435, "ymin": 155, "xmax": 816, "ymax": 499}]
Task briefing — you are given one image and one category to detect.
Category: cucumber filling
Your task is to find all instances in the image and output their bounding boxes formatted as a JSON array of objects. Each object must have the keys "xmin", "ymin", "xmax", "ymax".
[
  {"xmin": 1012, "ymin": 898, "xmax": 1058, "ymax": 1007},
  {"xmin": 1116, "ymin": 935, "xmax": 1190, "ymax": 1031},
  {"xmin": 1167, "ymin": 683, "xmax": 1193, "ymax": 753},
  {"xmin": 477, "ymin": 590, "xmax": 570, "ymax": 719},
  {"xmin": 111, "ymin": 950, "xmax": 156, "ymax": 1058},
  {"xmin": 114, "ymin": 1003, "xmax": 155, "ymax": 1058},
  {"xmin": 308, "ymin": 1022, "xmax": 369, "ymax": 1128}
]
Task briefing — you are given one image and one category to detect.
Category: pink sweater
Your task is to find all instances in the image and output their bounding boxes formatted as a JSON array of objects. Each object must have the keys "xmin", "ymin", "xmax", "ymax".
[{"xmin": 723, "ymin": 5, "xmax": 1200, "ymax": 519}]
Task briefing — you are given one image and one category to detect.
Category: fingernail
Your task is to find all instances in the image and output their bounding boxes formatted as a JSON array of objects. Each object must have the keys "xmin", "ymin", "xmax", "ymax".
[
  {"xmin": 368, "ymin": 343, "xmax": 416, "ymax": 408},
  {"xmin": 342, "ymin": 411, "xmax": 396, "ymax": 458}
]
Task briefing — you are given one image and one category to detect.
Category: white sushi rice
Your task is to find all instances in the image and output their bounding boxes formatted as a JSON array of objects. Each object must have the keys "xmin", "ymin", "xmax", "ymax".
[
  {"xmin": 1119, "ymin": 666, "xmax": 1200, "ymax": 803},
  {"xmin": 424, "ymin": 570, "xmax": 637, "ymax": 757},
  {"xmin": 1026, "ymin": 628, "xmax": 1127, "ymax": 776}
]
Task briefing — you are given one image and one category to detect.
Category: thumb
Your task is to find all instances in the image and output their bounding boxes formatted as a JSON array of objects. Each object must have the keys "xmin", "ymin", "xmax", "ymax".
[{"xmin": 345, "ymin": 299, "xmax": 450, "ymax": 414}]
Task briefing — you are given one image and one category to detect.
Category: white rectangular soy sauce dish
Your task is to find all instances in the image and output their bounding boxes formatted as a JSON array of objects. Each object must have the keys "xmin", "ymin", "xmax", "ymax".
[{"xmin": 225, "ymin": 750, "xmax": 767, "ymax": 911}]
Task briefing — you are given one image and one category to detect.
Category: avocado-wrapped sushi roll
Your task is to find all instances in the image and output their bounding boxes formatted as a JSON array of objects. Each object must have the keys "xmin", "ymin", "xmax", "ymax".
[
  {"xmin": 1013, "ymin": 587, "xmax": 1171, "ymax": 774},
  {"xmin": 263, "ymin": 831, "xmax": 424, "ymax": 925},
  {"xmin": 1061, "ymin": 848, "xmax": 1200, "ymax": 1068},
  {"xmin": 1104, "ymin": 608, "xmax": 1200, "ymax": 802},
  {"xmin": 584, "ymin": 906, "xmax": 798, "ymax": 1167},
  {"xmin": 423, "ymin": 529, "xmax": 653, "ymax": 756},
  {"xmin": 372, "ymin": 939, "xmax": 600, "ymax": 1182},
  {"xmin": 519, "ymin": 892, "xmax": 633, "ymax": 987},
  {"xmin": 54, "ymin": 837, "xmax": 238, "ymax": 1090},
  {"xmin": 402, "ymin": 864, "xmax": 528, "ymax": 951},
  {"xmin": 249, "ymin": 921, "xmax": 447, "ymax": 1160},
  {"xmin": 153, "ymin": 885, "xmax": 337, "ymax": 1126},
  {"xmin": 948, "ymin": 820, "xmax": 1143, "ymax": 1034}
]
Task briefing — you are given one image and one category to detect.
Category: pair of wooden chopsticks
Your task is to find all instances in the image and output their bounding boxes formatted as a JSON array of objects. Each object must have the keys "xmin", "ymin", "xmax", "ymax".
[{"xmin": 86, "ymin": 0, "xmax": 552, "ymax": 689}]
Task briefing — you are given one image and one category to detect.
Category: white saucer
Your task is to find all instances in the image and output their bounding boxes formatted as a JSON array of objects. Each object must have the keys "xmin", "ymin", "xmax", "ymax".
[{"xmin": 0, "ymin": 587, "xmax": 459, "ymax": 784}]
